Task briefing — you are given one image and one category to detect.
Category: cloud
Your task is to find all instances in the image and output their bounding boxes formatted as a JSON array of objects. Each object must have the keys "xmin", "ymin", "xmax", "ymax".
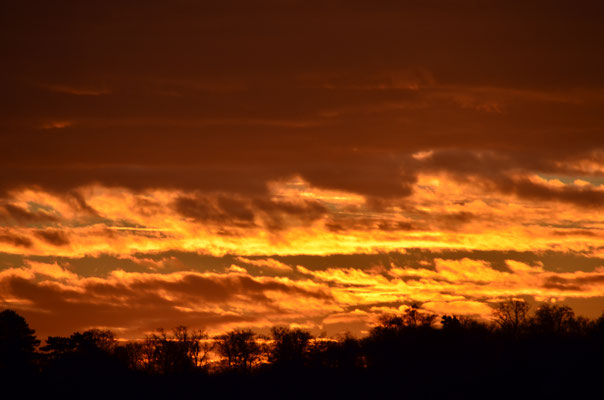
[
  {"xmin": 173, "ymin": 194, "xmax": 327, "ymax": 231},
  {"xmin": 2, "ymin": 252, "xmax": 604, "ymax": 339},
  {"xmin": 322, "ymin": 309, "xmax": 370, "ymax": 326},
  {"xmin": 1, "ymin": 1, "xmax": 604, "ymax": 338},
  {"xmin": 0, "ymin": 262, "xmax": 335, "ymax": 338},
  {"xmin": 0, "ymin": 176, "xmax": 602, "ymax": 259},
  {"xmin": 0, "ymin": 231, "xmax": 32, "ymax": 248},
  {"xmin": 495, "ymin": 176, "xmax": 604, "ymax": 208},
  {"xmin": 0, "ymin": 204, "xmax": 58, "ymax": 224},
  {"xmin": 1, "ymin": 2, "xmax": 603, "ymax": 203},
  {"xmin": 34, "ymin": 230, "xmax": 70, "ymax": 246},
  {"xmin": 235, "ymin": 257, "xmax": 294, "ymax": 273},
  {"xmin": 412, "ymin": 149, "xmax": 604, "ymax": 207},
  {"xmin": 422, "ymin": 300, "xmax": 493, "ymax": 317},
  {"xmin": 174, "ymin": 195, "xmax": 256, "ymax": 228}
]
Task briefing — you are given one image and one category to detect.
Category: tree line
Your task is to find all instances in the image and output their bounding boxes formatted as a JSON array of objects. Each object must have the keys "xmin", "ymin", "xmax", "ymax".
[{"xmin": 1, "ymin": 301, "xmax": 604, "ymax": 399}]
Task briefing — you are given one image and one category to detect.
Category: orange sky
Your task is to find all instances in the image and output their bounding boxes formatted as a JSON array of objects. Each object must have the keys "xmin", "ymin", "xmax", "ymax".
[{"xmin": 1, "ymin": 1, "xmax": 603, "ymax": 339}]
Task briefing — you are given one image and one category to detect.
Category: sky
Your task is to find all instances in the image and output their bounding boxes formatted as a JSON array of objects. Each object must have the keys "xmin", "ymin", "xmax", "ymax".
[{"xmin": 1, "ymin": 0, "xmax": 603, "ymax": 339}]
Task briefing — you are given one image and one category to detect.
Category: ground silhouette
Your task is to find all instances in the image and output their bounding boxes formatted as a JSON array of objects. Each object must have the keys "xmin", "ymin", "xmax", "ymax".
[{"xmin": 1, "ymin": 301, "xmax": 603, "ymax": 399}]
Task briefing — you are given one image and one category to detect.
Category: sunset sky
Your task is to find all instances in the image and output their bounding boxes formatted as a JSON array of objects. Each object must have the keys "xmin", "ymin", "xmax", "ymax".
[{"xmin": 1, "ymin": 1, "xmax": 603, "ymax": 339}]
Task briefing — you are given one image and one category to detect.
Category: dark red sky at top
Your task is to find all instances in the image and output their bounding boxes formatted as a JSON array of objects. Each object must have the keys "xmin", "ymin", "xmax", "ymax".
[{"xmin": 1, "ymin": 1, "xmax": 603, "ymax": 339}]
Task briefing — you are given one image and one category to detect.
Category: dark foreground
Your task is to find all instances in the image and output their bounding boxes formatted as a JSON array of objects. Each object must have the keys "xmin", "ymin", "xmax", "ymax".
[{"xmin": 1, "ymin": 302, "xmax": 603, "ymax": 399}]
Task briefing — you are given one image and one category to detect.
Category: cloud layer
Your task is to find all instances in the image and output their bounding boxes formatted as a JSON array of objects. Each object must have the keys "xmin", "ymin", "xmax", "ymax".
[{"xmin": 1, "ymin": 1, "xmax": 603, "ymax": 338}]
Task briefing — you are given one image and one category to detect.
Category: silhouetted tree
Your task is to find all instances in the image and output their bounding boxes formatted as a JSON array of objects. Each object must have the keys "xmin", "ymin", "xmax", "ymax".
[
  {"xmin": 325, "ymin": 333, "xmax": 362, "ymax": 370},
  {"xmin": 371, "ymin": 305, "xmax": 437, "ymax": 335},
  {"xmin": 0, "ymin": 309, "xmax": 40, "ymax": 373},
  {"xmin": 141, "ymin": 326, "xmax": 209, "ymax": 374},
  {"xmin": 363, "ymin": 307, "xmax": 439, "ymax": 375},
  {"xmin": 594, "ymin": 311, "xmax": 604, "ymax": 338},
  {"xmin": 214, "ymin": 329, "xmax": 262, "ymax": 372},
  {"xmin": 43, "ymin": 329, "xmax": 116, "ymax": 357},
  {"xmin": 117, "ymin": 341, "xmax": 148, "ymax": 371},
  {"xmin": 268, "ymin": 326, "xmax": 312, "ymax": 367},
  {"xmin": 40, "ymin": 328, "xmax": 128, "ymax": 398},
  {"xmin": 401, "ymin": 304, "xmax": 437, "ymax": 327},
  {"xmin": 566, "ymin": 315, "xmax": 594, "ymax": 336},
  {"xmin": 493, "ymin": 299, "xmax": 530, "ymax": 336},
  {"xmin": 3, "ymin": 304, "xmax": 604, "ymax": 399},
  {"xmin": 441, "ymin": 314, "xmax": 463, "ymax": 331},
  {"xmin": 173, "ymin": 325, "xmax": 210, "ymax": 369},
  {"xmin": 529, "ymin": 304, "xmax": 575, "ymax": 335}
]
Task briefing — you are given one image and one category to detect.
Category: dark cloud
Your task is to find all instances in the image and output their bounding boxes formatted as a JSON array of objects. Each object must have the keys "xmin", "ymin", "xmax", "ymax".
[
  {"xmin": 0, "ymin": 232, "xmax": 32, "ymax": 248},
  {"xmin": 543, "ymin": 274, "xmax": 604, "ymax": 291},
  {"xmin": 413, "ymin": 149, "xmax": 604, "ymax": 207},
  {"xmin": 174, "ymin": 194, "xmax": 328, "ymax": 230},
  {"xmin": 0, "ymin": 268, "xmax": 332, "ymax": 338},
  {"xmin": 323, "ymin": 209, "xmax": 479, "ymax": 233},
  {"xmin": 174, "ymin": 195, "xmax": 256, "ymax": 228},
  {"xmin": 34, "ymin": 230, "xmax": 70, "ymax": 246},
  {"xmin": 0, "ymin": 1, "xmax": 602, "ymax": 202},
  {"xmin": 65, "ymin": 191, "xmax": 99, "ymax": 216},
  {"xmin": 495, "ymin": 177, "xmax": 604, "ymax": 208},
  {"xmin": 0, "ymin": 204, "xmax": 58, "ymax": 225},
  {"xmin": 0, "ymin": 276, "xmax": 256, "ymax": 338},
  {"xmin": 86, "ymin": 270, "xmax": 331, "ymax": 305},
  {"xmin": 552, "ymin": 230, "xmax": 598, "ymax": 237},
  {"xmin": 252, "ymin": 198, "xmax": 327, "ymax": 230},
  {"xmin": 326, "ymin": 217, "xmax": 417, "ymax": 233},
  {"xmin": 376, "ymin": 220, "xmax": 416, "ymax": 232}
]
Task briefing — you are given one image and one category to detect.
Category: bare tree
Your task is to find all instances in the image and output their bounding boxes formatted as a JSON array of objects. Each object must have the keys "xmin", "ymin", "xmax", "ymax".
[
  {"xmin": 530, "ymin": 304, "xmax": 575, "ymax": 335},
  {"xmin": 403, "ymin": 304, "xmax": 437, "ymax": 327},
  {"xmin": 214, "ymin": 329, "xmax": 262, "ymax": 372},
  {"xmin": 375, "ymin": 304, "xmax": 436, "ymax": 330},
  {"xmin": 142, "ymin": 326, "xmax": 209, "ymax": 374},
  {"xmin": 119, "ymin": 341, "xmax": 147, "ymax": 371},
  {"xmin": 493, "ymin": 299, "xmax": 531, "ymax": 336}
]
